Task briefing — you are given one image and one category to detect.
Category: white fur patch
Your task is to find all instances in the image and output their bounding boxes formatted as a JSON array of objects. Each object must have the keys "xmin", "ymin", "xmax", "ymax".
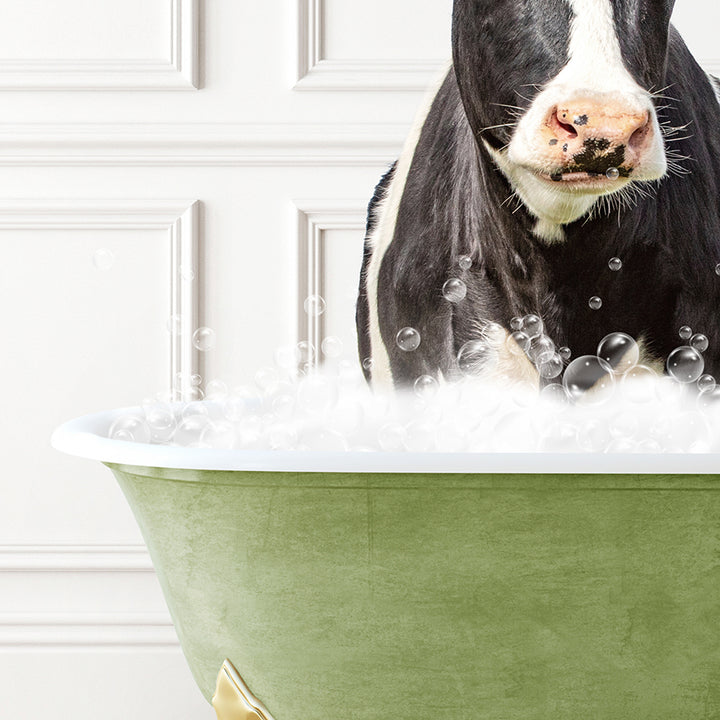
[
  {"xmin": 500, "ymin": 0, "xmax": 667, "ymax": 230},
  {"xmin": 364, "ymin": 61, "xmax": 452, "ymax": 389}
]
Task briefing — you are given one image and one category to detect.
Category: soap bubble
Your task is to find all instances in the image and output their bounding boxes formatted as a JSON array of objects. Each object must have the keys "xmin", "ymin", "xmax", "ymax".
[
  {"xmin": 329, "ymin": 399, "xmax": 365, "ymax": 436},
  {"xmin": 403, "ymin": 421, "xmax": 437, "ymax": 452},
  {"xmin": 268, "ymin": 423, "xmax": 298, "ymax": 450},
  {"xmin": 179, "ymin": 265, "xmax": 195, "ymax": 282},
  {"xmin": 667, "ymin": 346, "xmax": 704, "ymax": 384},
  {"xmin": 606, "ymin": 167, "xmax": 620, "ymax": 180},
  {"xmin": 173, "ymin": 415, "xmax": 210, "ymax": 446},
  {"xmin": 255, "ymin": 367, "xmax": 280, "ymax": 394},
  {"xmin": 181, "ymin": 401, "xmax": 209, "ymax": 420},
  {"xmin": 396, "ymin": 327, "xmax": 421, "ymax": 352},
  {"xmin": 144, "ymin": 404, "xmax": 176, "ymax": 442},
  {"xmin": 301, "ymin": 428, "xmax": 348, "ymax": 452},
  {"xmin": 691, "ymin": 333, "xmax": 709, "ymax": 353},
  {"xmin": 173, "ymin": 372, "xmax": 192, "ymax": 391},
  {"xmin": 457, "ymin": 339, "xmax": 498, "ymax": 376},
  {"xmin": 678, "ymin": 326, "xmax": 692, "ymax": 341},
  {"xmin": 274, "ymin": 344, "xmax": 301, "ymax": 370},
  {"xmin": 577, "ymin": 418, "xmax": 612, "ymax": 452},
  {"xmin": 297, "ymin": 341, "xmax": 316, "ymax": 365},
  {"xmin": 200, "ymin": 421, "xmax": 236, "ymax": 449},
  {"xmin": 222, "ymin": 387, "xmax": 255, "ymax": 422},
  {"xmin": 459, "ymin": 255, "xmax": 473, "ymax": 270},
  {"xmin": 180, "ymin": 386, "xmax": 204, "ymax": 402},
  {"xmin": 529, "ymin": 335, "xmax": 555, "ymax": 364},
  {"xmin": 510, "ymin": 316, "xmax": 523, "ymax": 331},
  {"xmin": 622, "ymin": 364, "xmax": 658, "ymax": 403},
  {"xmin": 716, "ymin": 263, "xmax": 720, "ymax": 276},
  {"xmin": 540, "ymin": 383, "xmax": 568, "ymax": 403},
  {"xmin": 588, "ymin": 296, "xmax": 603, "ymax": 310},
  {"xmin": 190, "ymin": 374, "xmax": 202, "ymax": 387},
  {"xmin": 558, "ymin": 346, "xmax": 572, "ymax": 361},
  {"xmin": 442, "ymin": 278, "xmax": 468, "ymax": 303},
  {"xmin": 297, "ymin": 374, "xmax": 338, "ymax": 415},
  {"xmin": 507, "ymin": 331, "xmax": 530, "ymax": 355},
  {"xmin": 609, "ymin": 412, "xmax": 639, "ymax": 439},
  {"xmin": 93, "ymin": 248, "xmax": 115, "ymax": 270},
  {"xmin": 522, "ymin": 314, "xmax": 543, "ymax": 339},
  {"xmin": 304, "ymin": 295, "xmax": 326, "ymax": 317},
  {"xmin": 414, "ymin": 374, "xmax": 439, "ymax": 399},
  {"xmin": 698, "ymin": 374, "xmax": 716, "ymax": 394},
  {"xmin": 205, "ymin": 379, "xmax": 229, "ymax": 399},
  {"xmin": 109, "ymin": 414, "xmax": 151, "ymax": 443},
  {"xmin": 563, "ymin": 355, "xmax": 615, "ymax": 405},
  {"xmin": 608, "ymin": 257, "xmax": 623, "ymax": 271},
  {"xmin": 378, "ymin": 423, "xmax": 406, "ymax": 452},
  {"xmin": 192, "ymin": 327, "xmax": 216, "ymax": 351},
  {"xmin": 538, "ymin": 353, "xmax": 564, "ymax": 379},
  {"xmin": 362, "ymin": 357, "xmax": 373, "ymax": 371},
  {"xmin": 321, "ymin": 336, "xmax": 344, "ymax": 358},
  {"xmin": 271, "ymin": 391, "xmax": 296, "ymax": 420},
  {"xmin": 605, "ymin": 437, "xmax": 636, "ymax": 453},
  {"xmin": 697, "ymin": 385, "xmax": 720, "ymax": 412},
  {"xmin": 597, "ymin": 332, "xmax": 639, "ymax": 374},
  {"xmin": 166, "ymin": 314, "xmax": 184, "ymax": 335}
]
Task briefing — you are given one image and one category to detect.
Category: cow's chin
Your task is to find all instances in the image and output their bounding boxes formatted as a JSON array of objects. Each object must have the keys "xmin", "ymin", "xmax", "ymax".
[{"xmin": 485, "ymin": 141, "xmax": 666, "ymax": 242}]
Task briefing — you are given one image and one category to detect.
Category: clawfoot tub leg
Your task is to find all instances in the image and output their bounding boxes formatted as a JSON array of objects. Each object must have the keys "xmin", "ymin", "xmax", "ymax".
[{"xmin": 212, "ymin": 659, "xmax": 276, "ymax": 720}]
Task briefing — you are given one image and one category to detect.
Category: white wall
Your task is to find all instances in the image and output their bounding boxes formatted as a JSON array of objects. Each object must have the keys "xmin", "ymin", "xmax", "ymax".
[{"xmin": 0, "ymin": 1, "xmax": 715, "ymax": 718}]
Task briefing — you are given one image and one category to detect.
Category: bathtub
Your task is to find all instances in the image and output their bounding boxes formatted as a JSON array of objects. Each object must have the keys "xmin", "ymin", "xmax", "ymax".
[{"xmin": 52, "ymin": 407, "xmax": 720, "ymax": 719}]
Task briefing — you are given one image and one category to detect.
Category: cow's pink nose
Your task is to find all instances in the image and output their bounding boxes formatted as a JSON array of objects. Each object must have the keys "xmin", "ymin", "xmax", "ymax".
[{"xmin": 547, "ymin": 99, "xmax": 653, "ymax": 168}]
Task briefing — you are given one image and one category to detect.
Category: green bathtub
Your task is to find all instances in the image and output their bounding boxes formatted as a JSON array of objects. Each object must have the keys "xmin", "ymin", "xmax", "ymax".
[{"xmin": 53, "ymin": 410, "xmax": 720, "ymax": 719}]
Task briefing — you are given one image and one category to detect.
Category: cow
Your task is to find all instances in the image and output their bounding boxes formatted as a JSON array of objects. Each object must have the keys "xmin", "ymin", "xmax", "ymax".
[{"xmin": 356, "ymin": 0, "xmax": 720, "ymax": 394}]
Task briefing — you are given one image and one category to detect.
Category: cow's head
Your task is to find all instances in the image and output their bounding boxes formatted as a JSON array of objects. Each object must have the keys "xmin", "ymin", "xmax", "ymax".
[{"xmin": 453, "ymin": 0, "xmax": 674, "ymax": 240}]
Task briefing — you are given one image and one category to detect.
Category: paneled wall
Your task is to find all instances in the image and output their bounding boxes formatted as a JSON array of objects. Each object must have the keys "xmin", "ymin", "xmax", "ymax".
[{"xmin": 0, "ymin": 2, "xmax": 715, "ymax": 718}]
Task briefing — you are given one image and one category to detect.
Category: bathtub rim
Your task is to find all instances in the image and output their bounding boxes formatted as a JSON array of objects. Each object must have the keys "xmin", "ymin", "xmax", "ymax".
[{"xmin": 51, "ymin": 405, "xmax": 720, "ymax": 474}]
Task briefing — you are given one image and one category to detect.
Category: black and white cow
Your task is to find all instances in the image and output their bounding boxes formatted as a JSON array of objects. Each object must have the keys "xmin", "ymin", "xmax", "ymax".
[{"xmin": 356, "ymin": 0, "xmax": 720, "ymax": 390}]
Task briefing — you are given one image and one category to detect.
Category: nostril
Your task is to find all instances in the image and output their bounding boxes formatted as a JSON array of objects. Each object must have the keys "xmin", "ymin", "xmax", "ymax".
[
  {"xmin": 550, "ymin": 108, "xmax": 579, "ymax": 140},
  {"xmin": 629, "ymin": 116, "xmax": 651, "ymax": 150}
]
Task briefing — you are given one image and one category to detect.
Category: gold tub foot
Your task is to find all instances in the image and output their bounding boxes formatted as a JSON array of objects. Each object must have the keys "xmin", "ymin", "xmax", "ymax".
[{"xmin": 212, "ymin": 659, "xmax": 276, "ymax": 720}]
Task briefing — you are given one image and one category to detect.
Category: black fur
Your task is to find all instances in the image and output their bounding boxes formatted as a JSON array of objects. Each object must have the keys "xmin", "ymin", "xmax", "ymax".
[
  {"xmin": 356, "ymin": 162, "xmax": 396, "ymax": 382},
  {"xmin": 358, "ymin": 3, "xmax": 720, "ymax": 388}
]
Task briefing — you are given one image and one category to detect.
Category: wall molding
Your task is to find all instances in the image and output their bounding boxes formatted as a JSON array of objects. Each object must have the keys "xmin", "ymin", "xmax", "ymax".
[
  {"xmin": 0, "ymin": 123, "xmax": 404, "ymax": 166},
  {"xmin": 294, "ymin": 200, "xmax": 367, "ymax": 358},
  {"xmin": 0, "ymin": 0, "xmax": 198, "ymax": 90},
  {"xmin": 0, "ymin": 613, "xmax": 178, "ymax": 648},
  {"xmin": 0, "ymin": 200, "xmax": 201, "ymax": 395},
  {"xmin": 295, "ymin": 0, "xmax": 447, "ymax": 91},
  {"xmin": 0, "ymin": 545, "xmax": 177, "ymax": 649},
  {"xmin": 0, "ymin": 544, "xmax": 152, "ymax": 572}
]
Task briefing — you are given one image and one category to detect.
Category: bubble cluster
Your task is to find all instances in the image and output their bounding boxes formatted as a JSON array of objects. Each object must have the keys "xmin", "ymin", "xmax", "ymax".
[
  {"xmin": 108, "ymin": 295, "xmax": 720, "ymax": 454},
  {"xmin": 109, "ymin": 348, "xmax": 720, "ymax": 455}
]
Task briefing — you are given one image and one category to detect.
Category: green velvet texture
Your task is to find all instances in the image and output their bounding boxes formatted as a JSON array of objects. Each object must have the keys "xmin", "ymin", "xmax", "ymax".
[{"xmin": 107, "ymin": 463, "xmax": 720, "ymax": 719}]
